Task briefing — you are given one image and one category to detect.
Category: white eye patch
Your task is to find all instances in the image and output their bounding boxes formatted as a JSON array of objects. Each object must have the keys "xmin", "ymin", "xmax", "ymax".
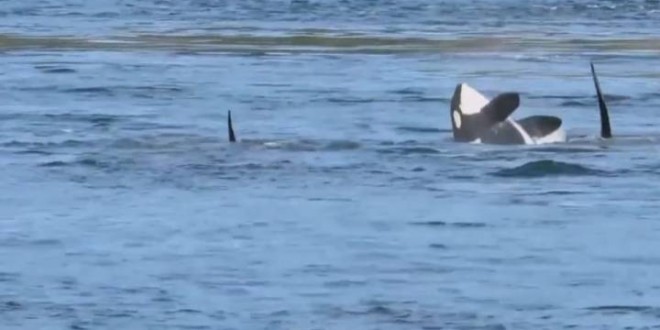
[{"xmin": 453, "ymin": 110, "xmax": 462, "ymax": 129}]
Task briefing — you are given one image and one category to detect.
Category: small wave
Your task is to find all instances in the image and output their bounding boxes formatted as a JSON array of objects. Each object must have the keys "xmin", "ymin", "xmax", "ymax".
[
  {"xmin": 173, "ymin": 308, "xmax": 203, "ymax": 315},
  {"xmin": 586, "ymin": 305, "xmax": 660, "ymax": 317},
  {"xmin": 325, "ymin": 97, "xmax": 375, "ymax": 104},
  {"xmin": 42, "ymin": 113, "xmax": 124, "ymax": 125},
  {"xmin": 217, "ymin": 160, "xmax": 291, "ymax": 171},
  {"xmin": 325, "ymin": 301, "xmax": 411, "ymax": 319},
  {"xmin": 14, "ymin": 149, "xmax": 53, "ymax": 155},
  {"xmin": 238, "ymin": 138, "xmax": 360, "ymax": 152},
  {"xmin": 530, "ymin": 146, "xmax": 602, "ymax": 154},
  {"xmin": 322, "ymin": 140, "xmax": 361, "ymax": 151},
  {"xmin": 396, "ymin": 126, "xmax": 445, "ymax": 134},
  {"xmin": 40, "ymin": 156, "xmax": 132, "ymax": 173},
  {"xmin": 602, "ymin": 256, "xmax": 660, "ymax": 265},
  {"xmin": 601, "ymin": 94, "xmax": 631, "ymax": 102},
  {"xmin": 537, "ymin": 190, "xmax": 581, "ymax": 196},
  {"xmin": 378, "ymin": 147, "xmax": 441, "ymax": 155},
  {"xmin": 93, "ymin": 12, "xmax": 120, "ymax": 18},
  {"xmin": 323, "ymin": 300, "xmax": 505, "ymax": 329},
  {"xmin": 527, "ymin": 94, "xmax": 583, "ymax": 101},
  {"xmin": 391, "ymin": 87, "xmax": 424, "ymax": 96},
  {"xmin": 0, "ymin": 272, "xmax": 19, "ymax": 283},
  {"xmin": 559, "ymin": 100, "xmax": 589, "ymax": 107},
  {"xmin": 401, "ymin": 96, "xmax": 447, "ymax": 103},
  {"xmin": 410, "ymin": 221, "xmax": 486, "ymax": 228},
  {"xmin": 492, "ymin": 160, "xmax": 605, "ymax": 178},
  {"xmin": 389, "ymin": 88, "xmax": 447, "ymax": 103},
  {"xmin": 34, "ymin": 65, "xmax": 76, "ymax": 74},
  {"xmin": 512, "ymin": 54, "xmax": 556, "ymax": 62},
  {"xmin": 3, "ymin": 139, "xmax": 92, "ymax": 149},
  {"xmin": 64, "ymin": 87, "xmax": 115, "ymax": 96},
  {"xmin": 31, "ymin": 239, "xmax": 63, "ymax": 246},
  {"xmin": 641, "ymin": 92, "xmax": 660, "ymax": 101},
  {"xmin": 39, "ymin": 161, "xmax": 68, "ymax": 167},
  {"xmin": 324, "ymin": 279, "xmax": 367, "ymax": 288},
  {"xmin": 453, "ymin": 222, "xmax": 487, "ymax": 228},
  {"xmin": 0, "ymin": 301, "xmax": 22, "ymax": 312},
  {"xmin": 448, "ymin": 174, "xmax": 477, "ymax": 179},
  {"xmin": 78, "ymin": 158, "xmax": 112, "ymax": 168},
  {"xmin": 307, "ymin": 197, "xmax": 352, "ymax": 202},
  {"xmin": 26, "ymin": 84, "xmax": 186, "ymax": 99},
  {"xmin": 530, "ymin": 94, "xmax": 630, "ymax": 102},
  {"xmin": 411, "ymin": 220, "xmax": 446, "ymax": 226}
]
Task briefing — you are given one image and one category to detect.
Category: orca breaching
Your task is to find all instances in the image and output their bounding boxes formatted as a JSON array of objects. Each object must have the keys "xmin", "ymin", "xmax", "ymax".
[
  {"xmin": 227, "ymin": 62, "xmax": 615, "ymax": 145},
  {"xmin": 449, "ymin": 62, "xmax": 612, "ymax": 145}
]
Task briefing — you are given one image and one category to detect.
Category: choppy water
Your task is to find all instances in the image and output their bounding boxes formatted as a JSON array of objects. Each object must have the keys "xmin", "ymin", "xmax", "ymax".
[{"xmin": 2, "ymin": 1, "xmax": 660, "ymax": 329}]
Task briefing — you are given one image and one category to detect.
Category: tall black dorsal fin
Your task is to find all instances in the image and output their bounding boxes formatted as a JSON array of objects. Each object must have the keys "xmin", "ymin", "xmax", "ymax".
[
  {"xmin": 228, "ymin": 110, "xmax": 236, "ymax": 142},
  {"xmin": 480, "ymin": 92, "xmax": 520, "ymax": 123},
  {"xmin": 590, "ymin": 62, "xmax": 612, "ymax": 138}
]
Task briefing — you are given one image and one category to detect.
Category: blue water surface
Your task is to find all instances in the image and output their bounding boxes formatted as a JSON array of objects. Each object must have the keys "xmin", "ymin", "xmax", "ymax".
[{"xmin": 1, "ymin": 1, "xmax": 660, "ymax": 329}]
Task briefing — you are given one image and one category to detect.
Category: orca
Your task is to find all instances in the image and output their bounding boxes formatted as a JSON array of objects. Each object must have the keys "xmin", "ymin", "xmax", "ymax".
[
  {"xmin": 450, "ymin": 83, "xmax": 567, "ymax": 145},
  {"xmin": 450, "ymin": 62, "xmax": 617, "ymax": 145}
]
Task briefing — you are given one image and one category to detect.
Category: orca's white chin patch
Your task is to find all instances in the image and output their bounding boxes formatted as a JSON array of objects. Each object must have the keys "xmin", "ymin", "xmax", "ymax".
[
  {"xmin": 532, "ymin": 128, "xmax": 567, "ymax": 144},
  {"xmin": 507, "ymin": 118, "xmax": 533, "ymax": 144},
  {"xmin": 505, "ymin": 118, "xmax": 567, "ymax": 145}
]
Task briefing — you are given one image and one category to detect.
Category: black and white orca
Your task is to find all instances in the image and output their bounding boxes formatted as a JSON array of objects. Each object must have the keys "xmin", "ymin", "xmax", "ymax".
[
  {"xmin": 450, "ymin": 83, "xmax": 567, "ymax": 145},
  {"xmin": 449, "ymin": 62, "xmax": 616, "ymax": 145}
]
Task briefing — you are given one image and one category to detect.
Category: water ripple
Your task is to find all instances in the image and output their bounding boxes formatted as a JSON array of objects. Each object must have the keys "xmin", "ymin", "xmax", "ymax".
[{"xmin": 491, "ymin": 160, "xmax": 606, "ymax": 178}]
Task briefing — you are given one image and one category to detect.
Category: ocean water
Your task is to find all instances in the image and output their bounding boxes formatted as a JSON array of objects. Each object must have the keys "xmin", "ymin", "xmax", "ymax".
[{"xmin": 1, "ymin": 1, "xmax": 660, "ymax": 329}]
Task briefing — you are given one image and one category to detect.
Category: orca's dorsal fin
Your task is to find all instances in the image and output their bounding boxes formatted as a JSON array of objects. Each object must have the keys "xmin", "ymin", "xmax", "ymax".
[
  {"xmin": 480, "ymin": 92, "xmax": 520, "ymax": 124},
  {"xmin": 228, "ymin": 110, "xmax": 236, "ymax": 142},
  {"xmin": 590, "ymin": 62, "xmax": 612, "ymax": 139}
]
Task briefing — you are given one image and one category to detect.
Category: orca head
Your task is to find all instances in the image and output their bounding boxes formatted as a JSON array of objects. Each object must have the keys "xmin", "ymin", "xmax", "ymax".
[
  {"xmin": 450, "ymin": 83, "xmax": 521, "ymax": 143},
  {"xmin": 450, "ymin": 83, "xmax": 489, "ymax": 142}
]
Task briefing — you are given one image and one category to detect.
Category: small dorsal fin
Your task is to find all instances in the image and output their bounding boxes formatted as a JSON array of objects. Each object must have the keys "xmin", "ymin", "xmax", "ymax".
[
  {"xmin": 590, "ymin": 62, "xmax": 612, "ymax": 138},
  {"xmin": 228, "ymin": 110, "xmax": 236, "ymax": 142}
]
